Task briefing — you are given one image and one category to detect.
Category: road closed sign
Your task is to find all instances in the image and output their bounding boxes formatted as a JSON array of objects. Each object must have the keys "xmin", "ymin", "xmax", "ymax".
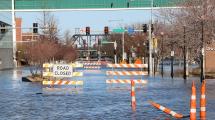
[{"xmin": 53, "ymin": 64, "xmax": 73, "ymax": 77}]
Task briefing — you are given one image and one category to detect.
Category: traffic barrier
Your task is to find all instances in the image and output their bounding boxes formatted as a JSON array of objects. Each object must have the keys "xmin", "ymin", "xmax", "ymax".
[
  {"xmin": 70, "ymin": 63, "xmax": 83, "ymax": 68},
  {"xmin": 106, "ymin": 79, "xmax": 147, "ymax": 84},
  {"xmin": 83, "ymin": 62, "xmax": 101, "ymax": 66},
  {"xmin": 107, "ymin": 64, "xmax": 147, "ymax": 68},
  {"xmin": 134, "ymin": 58, "xmax": 142, "ymax": 64},
  {"xmin": 43, "ymin": 72, "xmax": 53, "ymax": 77},
  {"xmin": 43, "ymin": 72, "xmax": 83, "ymax": 77},
  {"xmin": 43, "ymin": 63, "xmax": 53, "ymax": 77},
  {"xmin": 42, "ymin": 63, "xmax": 84, "ymax": 77},
  {"xmin": 149, "ymin": 101, "xmax": 184, "ymax": 119},
  {"xmin": 43, "ymin": 63, "xmax": 83, "ymax": 68},
  {"xmin": 106, "ymin": 71, "xmax": 148, "ymax": 76},
  {"xmin": 131, "ymin": 80, "xmax": 136, "ymax": 111},
  {"xmin": 72, "ymin": 72, "xmax": 83, "ymax": 77},
  {"xmin": 84, "ymin": 66, "xmax": 101, "ymax": 69},
  {"xmin": 200, "ymin": 80, "xmax": 206, "ymax": 120},
  {"xmin": 190, "ymin": 81, "xmax": 196, "ymax": 120},
  {"xmin": 42, "ymin": 80, "xmax": 83, "ymax": 85}
]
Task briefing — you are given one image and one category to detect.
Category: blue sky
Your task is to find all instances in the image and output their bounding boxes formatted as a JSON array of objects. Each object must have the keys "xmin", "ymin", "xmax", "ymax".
[{"xmin": 1, "ymin": 10, "xmax": 155, "ymax": 35}]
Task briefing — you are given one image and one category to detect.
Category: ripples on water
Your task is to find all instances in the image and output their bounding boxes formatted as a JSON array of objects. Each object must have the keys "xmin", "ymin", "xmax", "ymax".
[{"xmin": 0, "ymin": 69, "xmax": 215, "ymax": 120}]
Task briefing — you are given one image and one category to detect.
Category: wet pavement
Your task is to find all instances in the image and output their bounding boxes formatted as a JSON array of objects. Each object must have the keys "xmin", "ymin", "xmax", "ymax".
[{"xmin": 0, "ymin": 68, "xmax": 215, "ymax": 120}]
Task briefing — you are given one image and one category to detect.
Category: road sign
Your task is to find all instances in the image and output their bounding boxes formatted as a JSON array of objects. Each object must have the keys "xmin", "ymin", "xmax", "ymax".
[
  {"xmin": 128, "ymin": 27, "xmax": 135, "ymax": 34},
  {"xmin": 112, "ymin": 28, "xmax": 125, "ymax": 33},
  {"xmin": 53, "ymin": 64, "xmax": 73, "ymax": 77}
]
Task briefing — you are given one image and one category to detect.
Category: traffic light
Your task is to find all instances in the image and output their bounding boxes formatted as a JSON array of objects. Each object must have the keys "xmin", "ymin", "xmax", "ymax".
[
  {"xmin": 151, "ymin": 24, "xmax": 154, "ymax": 33},
  {"xmin": 86, "ymin": 27, "xmax": 90, "ymax": 35},
  {"xmin": 104, "ymin": 26, "xmax": 109, "ymax": 35},
  {"xmin": 143, "ymin": 24, "xmax": 147, "ymax": 33},
  {"xmin": 0, "ymin": 24, "xmax": 6, "ymax": 33},
  {"xmin": 33, "ymin": 23, "xmax": 38, "ymax": 33}
]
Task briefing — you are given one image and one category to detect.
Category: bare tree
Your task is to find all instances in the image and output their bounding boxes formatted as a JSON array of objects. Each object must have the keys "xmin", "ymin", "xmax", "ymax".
[{"xmin": 38, "ymin": 12, "xmax": 60, "ymax": 41}]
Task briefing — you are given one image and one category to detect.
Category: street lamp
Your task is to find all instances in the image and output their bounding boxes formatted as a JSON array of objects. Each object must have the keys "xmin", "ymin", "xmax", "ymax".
[{"xmin": 160, "ymin": 32, "xmax": 164, "ymax": 78}]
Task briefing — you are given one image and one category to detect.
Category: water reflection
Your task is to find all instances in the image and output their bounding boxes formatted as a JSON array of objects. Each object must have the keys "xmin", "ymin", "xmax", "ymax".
[{"xmin": 0, "ymin": 68, "xmax": 215, "ymax": 119}]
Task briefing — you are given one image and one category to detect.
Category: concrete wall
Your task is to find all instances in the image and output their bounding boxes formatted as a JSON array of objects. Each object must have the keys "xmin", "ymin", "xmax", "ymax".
[{"xmin": 0, "ymin": 48, "xmax": 14, "ymax": 70}]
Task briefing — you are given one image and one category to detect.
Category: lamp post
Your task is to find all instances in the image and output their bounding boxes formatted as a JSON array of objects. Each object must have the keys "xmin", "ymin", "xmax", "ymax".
[
  {"xmin": 200, "ymin": 20, "xmax": 204, "ymax": 83},
  {"xmin": 160, "ymin": 32, "xmax": 164, "ymax": 78},
  {"xmin": 170, "ymin": 31, "xmax": 174, "ymax": 79}
]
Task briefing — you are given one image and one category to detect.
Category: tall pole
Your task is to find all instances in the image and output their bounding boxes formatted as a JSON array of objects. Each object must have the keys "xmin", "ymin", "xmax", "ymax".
[
  {"xmin": 12, "ymin": 0, "xmax": 17, "ymax": 67},
  {"xmin": 183, "ymin": 26, "xmax": 187, "ymax": 80},
  {"xmin": 200, "ymin": 21, "xmax": 205, "ymax": 83},
  {"xmin": 122, "ymin": 31, "xmax": 125, "ymax": 61},
  {"xmin": 171, "ymin": 43, "xmax": 174, "ymax": 79},
  {"xmin": 161, "ymin": 32, "xmax": 164, "ymax": 78},
  {"xmin": 114, "ymin": 41, "xmax": 117, "ymax": 64},
  {"xmin": 148, "ymin": 0, "xmax": 153, "ymax": 76}
]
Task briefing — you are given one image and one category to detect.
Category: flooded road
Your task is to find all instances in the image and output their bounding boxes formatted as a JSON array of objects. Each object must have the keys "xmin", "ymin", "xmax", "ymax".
[{"xmin": 0, "ymin": 68, "xmax": 215, "ymax": 120}]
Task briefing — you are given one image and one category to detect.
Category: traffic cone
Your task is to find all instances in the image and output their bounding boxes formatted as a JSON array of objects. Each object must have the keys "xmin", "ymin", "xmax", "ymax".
[
  {"xmin": 190, "ymin": 81, "xmax": 196, "ymax": 120},
  {"xmin": 131, "ymin": 80, "xmax": 136, "ymax": 111},
  {"xmin": 200, "ymin": 80, "xmax": 206, "ymax": 120},
  {"xmin": 149, "ymin": 101, "xmax": 184, "ymax": 119}
]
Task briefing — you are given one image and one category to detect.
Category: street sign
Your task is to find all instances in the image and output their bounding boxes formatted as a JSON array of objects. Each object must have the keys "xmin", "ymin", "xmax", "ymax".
[
  {"xmin": 152, "ymin": 38, "xmax": 158, "ymax": 49},
  {"xmin": 128, "ymin": 27, "xmax": 135, "ymax": 34},
  {"xmin": 171, "ymin": 51, "xmax": 175, "ymax": 56},
  {"xmin": 53, "ymin": 64, "xmax": 73, "ymax": 77},
  {"xmin": 112, "ymin": 28, "xmax": 125, "ymax": 33}
]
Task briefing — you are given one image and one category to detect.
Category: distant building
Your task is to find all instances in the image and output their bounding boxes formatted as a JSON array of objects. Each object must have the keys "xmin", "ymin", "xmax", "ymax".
[
  {"xmin": 16, "ymin": 18, "xmax": 22, "ymax": 41},
  {"xmin": 15, "ymin": 18, "xmax": 39, "ymax": 43},
  {"xmin": 0, "ymin": 21, "xmax": 14, "ymax": 70},
  {"xmin": 205, "ymin": 41, "xmax": 215, "ymax": 73}
]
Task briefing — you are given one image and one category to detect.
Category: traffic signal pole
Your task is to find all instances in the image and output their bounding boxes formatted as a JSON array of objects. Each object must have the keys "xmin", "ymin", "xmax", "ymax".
[
  {"xmin": 148, "ymin": 24, "xmax": 153, "ymax": 76},
  {"xmin": 122, "ymin": 31, "xmax": 125, "ymax": 61}
]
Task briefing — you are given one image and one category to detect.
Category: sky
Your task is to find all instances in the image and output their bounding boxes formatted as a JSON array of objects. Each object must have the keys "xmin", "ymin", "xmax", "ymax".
[{"xmin": 1, "ymin": 10, "xmax": 156, "ymax": 35}]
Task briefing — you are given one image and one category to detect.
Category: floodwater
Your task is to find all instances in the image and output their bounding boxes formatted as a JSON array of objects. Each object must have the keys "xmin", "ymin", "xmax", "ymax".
[{"xmin": 0, "ymin": 67, "xmax": 215, "ymax": 120}]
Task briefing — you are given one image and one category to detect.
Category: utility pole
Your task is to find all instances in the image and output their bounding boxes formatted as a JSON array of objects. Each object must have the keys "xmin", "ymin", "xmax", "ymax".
[{"xmin": 161, "ymin": 32, "xmax": 164, "ymax": 78}]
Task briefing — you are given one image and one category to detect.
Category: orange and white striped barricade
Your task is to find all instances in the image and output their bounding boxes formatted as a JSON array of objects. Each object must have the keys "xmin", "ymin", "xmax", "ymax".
[
  {"xmin": 200, "ymin": 80, "xmax": 206, "ymax": 120},
  {"xmin": 83, "ymin": 61, "xmax": 101, "ymax": 70},
  {"xmin": 84, "ymin": 66, "xmax": 101, "ymax": 69},
  {"xmin": 131, "ymin": 80, "xmax": 136, "ymax": 111},
  {"xmin": 42, "ymin": 80, "xmax": 84, "ymax": 86},
  {"xmin": 106, "ymin": 71, "xmax": 148, "ymax": 76},
  {"xmin": 190, "ymin": 81, "xmax": 197, "ymax": 120},
  {"xmin": 107, "ymin": 64, "xmax": 148, "ymax": 68},
  {"xmin": 149, "ymin": 101, "xmax": 185, "ymax": 119},
  {"xmin": 106, "ymin": 79, "xmax": 147, "ymax": 85},
  {"xmin": 83, "ymin": 62, "xmax": 101, "ymax": 66}
]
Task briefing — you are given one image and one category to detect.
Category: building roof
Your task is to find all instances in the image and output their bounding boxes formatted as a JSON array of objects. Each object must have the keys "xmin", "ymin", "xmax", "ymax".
[{"xmin": 0, "ymin": 21, "xmax": 11, "ymax": 26}]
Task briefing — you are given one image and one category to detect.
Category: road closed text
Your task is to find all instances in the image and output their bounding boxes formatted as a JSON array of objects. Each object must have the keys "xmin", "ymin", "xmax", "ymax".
[{"xmin": 53, "ymin": 65, "xmax": 73, "ymax": 77}]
